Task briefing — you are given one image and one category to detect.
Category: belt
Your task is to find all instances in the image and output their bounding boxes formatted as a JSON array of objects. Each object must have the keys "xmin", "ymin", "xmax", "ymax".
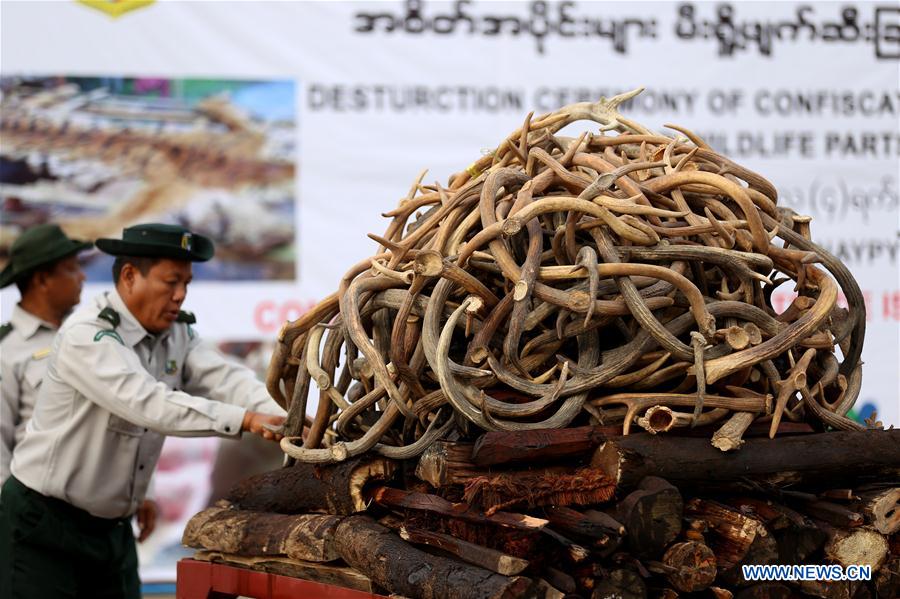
[{"xmin": 6, "ymin": 475, "xmax": 129, "ymax": 532}]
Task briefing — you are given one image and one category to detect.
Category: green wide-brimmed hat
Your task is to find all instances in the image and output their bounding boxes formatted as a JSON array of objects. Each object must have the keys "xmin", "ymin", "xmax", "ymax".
[
  {"xmin": 95, "ymin": 223, "xmax": 215, "ymax": 262},
  {"xmin": 0, "ymin": 224, "xmax": 94, "ymax": 288}
]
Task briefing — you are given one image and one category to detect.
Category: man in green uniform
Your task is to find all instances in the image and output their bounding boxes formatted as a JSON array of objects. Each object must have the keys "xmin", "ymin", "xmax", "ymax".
[
  {"xmin": 0, "ymin": 223, "xmax": 286, "ymax": 599},
  {"xmin": 1, "ymin": 224, "xmax": 92, "ymax": 487}
]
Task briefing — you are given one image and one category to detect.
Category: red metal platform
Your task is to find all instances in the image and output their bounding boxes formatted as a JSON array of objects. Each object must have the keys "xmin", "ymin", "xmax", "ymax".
[{"xmin": 176, "ymin": 559, "xmax": 390, "ymax": 599}]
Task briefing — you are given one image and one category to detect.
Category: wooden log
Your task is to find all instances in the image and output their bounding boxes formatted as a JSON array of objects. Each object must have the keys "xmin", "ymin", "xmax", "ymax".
[
  {"xmin": 583, "ymin": 509, "xmax": 628, "ymax": 536},
  {"xmin": 591, "ymin": 569, "xmax": 647, "ymax": 599},
  {"xmin": 616, "ymin": 476, "xmax": 683, "ymax": 558},
  {"xmin": 851, "ymin": 487, "xmax": 900, "ymax": 535},
  {"xmin": 825, "ymin": 526, "xmax": 889, "ymax": 570},
  {"xmin": 399, "ymin": 526, "xmax": 530, "ymax": 576},
  {"xmin": 684, "ymin": 499, "xmax": 769, "ymax": 572},
  {"xmin": 371, "ymin": 486, "xmax": 547, "ymax": 532},
  {"xmin": 416, "ymin": 441, "xmax": 482, "ymax": 487},
  {"xmin": 227, "ymin": 458, "xmax": 396, "ymax": 515},
  {"xmin": 544, "ymin": 505, "xmax": 623, "ymax": 549},
  {"xmin": 720, "ymin": 524, "xmax": 778, "ymax": 588},
  {"xmin": 543, "ymin": 567, "xmax": 576, "ymax": 595},
  {"xmin": 801, "ymin": 499, "xmax": 865, "ymax": 528},
  {"xmin": 591, "ymin": 430, "xmax": 900, "ymax": 490},
  {"xmin": 182, "ymin": 507, "xmax": 341, "ymax": 562},
  {"xmin": 726, "ymin": 497, "xmax": 826, "ymax": 564},
  {"xmin": 821, "ymin": 489, "xmax": 860, "ymax": 502},
  {"xmin": 681, "ymin": 420, "xmax": 816, "ymax": 439},
  {"xmin": 403, "ymin": 512, "xmax": 542, "ymax": 561},
  {"xmin": 531, "ymin": 579, "xmax": 565, "ymax": 599},
  {"xmin": 334, "ymin": 515, "xmax": 533, "ymax": 599},
  {"xmin": 462, "ymin": 466, "xmax": 616, "ymax": 513},
  {"xmin": 471, "ymin": 426, "xmax": 619, "ymax": 467},
  {"xmin": 661, "ymin": 541, "xmax": 717, "ymax": 593},
  {"xmin": 540, "ymin": 527, "xmax": 591, "ymax": 564},
  {"xmin": 192, "ymin": 550, "xmax": 379, "ymax": 594}
]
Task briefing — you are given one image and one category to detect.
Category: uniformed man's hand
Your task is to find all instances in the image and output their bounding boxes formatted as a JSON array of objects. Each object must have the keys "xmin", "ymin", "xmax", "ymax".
[
  {"xmin": 242, "ymin": 411, "xmax": 286, "ymax": 442},
  {"xmin": 136, "ymin": 499, "xmax": 158, "ymax": 543}
]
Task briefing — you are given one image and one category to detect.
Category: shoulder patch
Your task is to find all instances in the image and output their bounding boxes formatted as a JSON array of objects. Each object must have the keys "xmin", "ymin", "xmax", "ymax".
[
  {"xmin": 98, "ymin": 307, "xmax": 121, "ymax": 329},
  {"xmin": 0, "ymin": 322, "xmax": 12, "ymax": 342},
  {"xmin": 94, "ymin": 329, "xmax": 124, "ymax": 345},
  {"xmin": 176, "ymin": 310, "xmax": 196, "ymax": 324}
]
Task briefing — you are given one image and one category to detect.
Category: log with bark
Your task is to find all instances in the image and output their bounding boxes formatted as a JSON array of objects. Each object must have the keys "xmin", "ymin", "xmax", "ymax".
[
  {"xmin": 183, "ymin": 506, "xmax": 341, "ymax": 562},
  {"xmin": 334, "ymin": 515, "xmax": 535, "ymax": 599},
  {"xmin": 591, "ymin": 431, "xmax": 900, "ymax": 490},
  {"xmin": 227, "ymin": 457, "xmax": 396, "ymax": 515}
]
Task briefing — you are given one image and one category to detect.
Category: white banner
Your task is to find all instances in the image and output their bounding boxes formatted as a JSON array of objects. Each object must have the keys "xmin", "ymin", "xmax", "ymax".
[{"xmin": 2, "ymin": 1, "xmax": 897, "ymax": 421}]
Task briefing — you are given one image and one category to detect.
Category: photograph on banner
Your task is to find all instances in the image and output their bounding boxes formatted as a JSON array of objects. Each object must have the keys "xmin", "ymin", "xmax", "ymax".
[
  {"xmin": 136, "ymin": 339, "xmax": 283, "ymax": 583},
  {"xmin": 0, "ymin": 75, "xmax": 297, "ymax": 281}
]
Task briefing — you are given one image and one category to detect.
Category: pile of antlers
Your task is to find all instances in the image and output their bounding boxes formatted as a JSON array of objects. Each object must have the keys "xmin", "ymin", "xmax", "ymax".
[{"xmin": 266, "ymin": 88, "xmax": 866, "ymax": 464}]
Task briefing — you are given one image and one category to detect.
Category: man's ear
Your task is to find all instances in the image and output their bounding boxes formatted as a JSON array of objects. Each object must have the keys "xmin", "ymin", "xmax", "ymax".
[
  {"xmin": 33, "ymin": 269, "xmax": 50, "ymax": 290},
  {"xmin": 120, "ymin": 263, "xmax": 136, "ymax": 293}
]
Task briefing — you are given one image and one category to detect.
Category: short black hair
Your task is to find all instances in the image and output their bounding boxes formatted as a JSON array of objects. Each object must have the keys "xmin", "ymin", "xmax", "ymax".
[
  {"xmin": 15, "ymin": 262, "xmax": 58, "ymax": 295},
  {"xmin": 112, "ymin": 255, "xmax": 159, "ymax": 284}
]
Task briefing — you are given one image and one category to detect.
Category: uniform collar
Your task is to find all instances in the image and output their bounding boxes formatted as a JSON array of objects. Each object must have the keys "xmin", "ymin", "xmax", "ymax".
[
  {"xmin": 10, "ymin": 304, "xmax": 57, "ymax": 340},
  {"xmin": 106, "ymin": 289, "xmax": 155, "ymax": 348}
]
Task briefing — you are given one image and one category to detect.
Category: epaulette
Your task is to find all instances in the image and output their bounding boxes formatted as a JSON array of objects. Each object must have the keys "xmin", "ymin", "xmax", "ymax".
[
  {"xmin": 176, "ymin": 310, "xmax": 196, "ymax": 324},
  {"xmin": 95, "ymin": 307, "xmax": 124, "ymax": 344},
  {"xmin": 98, "ymin": 307, "xmax": 121, "ymax": 329},
  {"xmin": 0, "ymin": 322, "xmax": 13, "ymax": 342}
]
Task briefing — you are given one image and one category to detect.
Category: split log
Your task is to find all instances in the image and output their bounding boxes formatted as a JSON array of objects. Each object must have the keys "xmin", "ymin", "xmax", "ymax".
[
  {"xmin": 399, "ymin": 526, "xmax": 530, "ymax": 576},
  {"xmin": 539, "ymin": 526, "xmax": 591, "ymax": 564},
  {"xmin": 726, "ymin": 497, "xmax": 826, "ymax": 563},
  {"xmin": 227, "ymin": 458, "xmax": 396, "ymax": 515},
  {"xmin": 720, "ymin": 526, "xmax": 778, "ymax": 588},
  {"xmin": 684, "ymin": 499, "xmax": 770, "ymax": 572},
  {"xmin": 416, "ymin": 441, "xmax": 481, "ymax": 487},
  {"xmin": 192, "ymin": 550, "xmax": 379, "ymax": 594},
  {"xmin": 801, "ymin": 499, "xmax": 865, "ymax": 528},
  {"xmin": 661, "ymin": 541, "xmax": 717, "ymax": 592},
  {"xmin": 616, "ymin": 476, "xmax": 683, "ymax": 558},
  {"xmin": 182, "ymin": 507, "xmax": 341, "ymax": 562},
  {"xmin": 543, "ymin": 567, "xmax": 577, "ymax": 595},
  {"xmin": 824, "ymin": 526, "xmax": 889, "ymax": 570},
  {"xmin": 591, "ymin": 430, "xmax": 900, "ymax": 490},
  {"xmin": 471, "ymin": 426, "xmax": 619, "ymax": 467},
  {"xmin": 591, "ymin": 569, "xmax": 647, "ymax": 599},
  {"xmin": 544, "ymin": 505, "xmax": 623, "ymax": 550},
  {"xmin": 851, "ymin": 487, "xmax": 900, "ymax": 535},
  {"xmin": 370, "ymin": 486, "xmax": 547, "ymax": 532},
  {"xmin": 334, "ymin": 515, "xmax": 533, "ymax": 599},
  {"xmin": 531, "ymin": 579, "xmax": 565, "ymax": 599},
  {"xmin": 462, "ymin": 466, "xmax": 616, "ymax": 513}
]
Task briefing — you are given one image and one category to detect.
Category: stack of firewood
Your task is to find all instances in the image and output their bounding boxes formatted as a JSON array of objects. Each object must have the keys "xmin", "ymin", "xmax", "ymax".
[
  {"xmin": 185, "ymin": 428, "xmax": 899, "ymax": 598},
  {"xmin": 182, "ymin": 91, "xmax": 898, "ymax": 598}
]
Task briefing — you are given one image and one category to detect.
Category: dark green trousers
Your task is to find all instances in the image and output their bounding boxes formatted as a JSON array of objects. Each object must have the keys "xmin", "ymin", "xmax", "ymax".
[{"xmin": 0, "ymin": 476, "xmax": 140, "ymax": 599}]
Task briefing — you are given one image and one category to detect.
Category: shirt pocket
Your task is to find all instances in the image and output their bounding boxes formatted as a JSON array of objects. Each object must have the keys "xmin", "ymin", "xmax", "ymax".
[
  {"xmin": 106, "ymin": 413, "xmax": 144, "ymax": 437},
  {"xmin": 23, "ymin": 358, "xmax": 47, "ymax": 391}
]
